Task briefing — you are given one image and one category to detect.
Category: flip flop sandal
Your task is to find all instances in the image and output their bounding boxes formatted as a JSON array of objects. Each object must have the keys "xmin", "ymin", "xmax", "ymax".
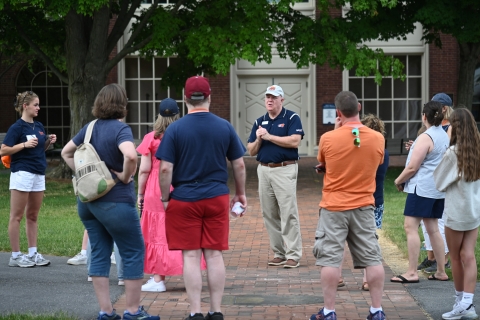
[
  {"xmin": 362, "ymin": 282, "xmax": 369, "ymax": 291},
  {"xmin": 390, "ymin": 275, "xmax": 419, "ymax": 283},
  {"xmin": 338, "ymin": 279, "xmax": 346, "ymax": 287},
  {"xmin": 428, "ymin": 274, "xmax": 449, "ymax": 281}
]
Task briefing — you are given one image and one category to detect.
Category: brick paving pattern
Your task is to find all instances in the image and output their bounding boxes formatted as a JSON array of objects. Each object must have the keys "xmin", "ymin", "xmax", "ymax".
[{"xmin": 113, "ymin": 157, "xmax": 427, "ymax": 319}]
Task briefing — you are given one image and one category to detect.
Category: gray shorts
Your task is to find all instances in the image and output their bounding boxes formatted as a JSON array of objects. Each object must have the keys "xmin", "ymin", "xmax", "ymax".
[{"xmin": 312, "ymin": 206, "xmax": 382, "ymax": 268}]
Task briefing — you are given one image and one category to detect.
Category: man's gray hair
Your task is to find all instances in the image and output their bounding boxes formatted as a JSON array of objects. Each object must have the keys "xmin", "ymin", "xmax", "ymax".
[{"xmin": 334, "ymin": 91, "xmax": 359, "ymax": 118}]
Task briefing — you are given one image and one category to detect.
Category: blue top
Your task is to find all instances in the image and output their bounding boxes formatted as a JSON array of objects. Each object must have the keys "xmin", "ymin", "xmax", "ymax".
[
  {"xmin": 72, "ymin": 119, "xmax": 136, "ymax": 203},
  {"xmin": 156, "ymin": 112, "xmax": 246, "ymax": 202},
  {"xmin": 247, "ymin": 108, "xmax": 304, "ymax": 163},
  {"xmin": 404, "ymin": 125, "xmax": 449, "ymax": 199},
  {"xmin": 374, "ymin": 149, "xmax": 389, "ymax": 206},
  {"xmin": 3, "ymin": 119, "xmax": 48, "ymax": 175}
]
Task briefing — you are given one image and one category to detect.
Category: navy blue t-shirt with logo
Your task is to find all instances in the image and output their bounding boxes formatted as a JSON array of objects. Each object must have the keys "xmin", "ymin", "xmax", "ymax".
[
  {"xmin": 247, "ymin": 108, "xmax": 304, "ymax": 163},
  {"xmin": 3, "ymin": 119, "xmax": 48, "ymax": 175}
]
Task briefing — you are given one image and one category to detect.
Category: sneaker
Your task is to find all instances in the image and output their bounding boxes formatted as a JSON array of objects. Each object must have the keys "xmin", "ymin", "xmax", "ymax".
[
  {"xmin": 9, "ymin": 254, "xmax": 35, "ymax": 268},
  {"xmin": 118, "ymin": 280, "xmax": 125, "ymax": 286},
  {"xmin": 424, "ymin": 260, "xmax": 451, "ymax": 273},
  {"xmin": 442, "ymin": 304, "xmax": 478, "ymax": 319},
  {"xmin": 88, "ymin": 276, "xmax": 93, "ymax": 282},
  {"xmin": 185, "ymin": 314, "xmax": 204, "ymax": 320},
  {"xmin": 141, "ymin": 277, "xmax": 166, "ymax": 292},
  {"xmin": 417, "ymin": 257, "xmax": 435, "ymax": 270},
  {"xmin": 67, "ymin": 252, "xmax": 87, "ymax": 265},
  {"xmin": 366, "ymin": 310, "xmax": 386, "ymax": 320},
  {"xmin": 205, "ymin": 312, "xmax": 223, "ymax": 320},
  {"xmin": 98, "ymin": 310, "xmax": 121, "ymax": 320},
  {"xmin": 27, "ymin": 252, "xmax": 50, "ymax": 266},
  {"xmin": 123, "ymin": 306, "xmax": 160, "ymax": 320},
  {"xmin": 445, "ymin": 259, "xmax": 451, "ymax": 269},
  {"xmin": 283, "ymin": 259, "xmax": 300, "ymax": 268},
  {"xmin": 111, "ymin": 252, "xmax": 116, "ymax": 265},
  {"xmin": 310, "ymin": 308, "xmax": 337, "ymax": 320},
  {"xmin": 268, "ymin": 257, "xmax": 287, "ymax": 266}
]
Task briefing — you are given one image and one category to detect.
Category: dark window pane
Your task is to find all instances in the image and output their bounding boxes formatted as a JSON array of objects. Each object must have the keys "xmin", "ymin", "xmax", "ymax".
[
  {"xmin": 379, "ymin": 78, "xmax": 392, "ymax": 98},
  {"xmin": 394, "ymin": 79, "xmax": 406, "ymax": 98},
  {"xmin": 384, "ymin": 123, "xmax": 392, "ymax": 139},
  {"xmin": 125, "ymin": 58, "xmax": 138, "ymax": 78},
  {"xmin": 17, "ymin": 67, "xmax": 34, "ymax": 86},
  {"xmin": 364, "ymin": 78, "xmax": 377, "ymax": 98},
  {"xmin": 63, "ymin": 128, "xmax": 70, "ymax": 144},
  {"xmin": 48, "ymin": 107, "xmax": 63, "ymax": 126},
  {"xmin": 408, "ymin": 100, "xmax": 422, "ymax": 121},
  {"xmin": 363, "ymin": 100, "xmax": 377, "ymax": 116},
  {"xmin": 349, "ymin": 79, "xmax": 362, "ymax": 99},
  {"xmin": 47, "ymin": 88, "xmax": 62, "ymax": 106},
  {"xmin": 409, "ymin": 122, "xmax": 422, "ymax": 138},
  {"xmin": 129, "ymin": 124, "xmax": 139, "ymax": 140},
  {"xmin": 394, "ymin": 122, "xmax": 407, "ymax": 138},
  {"xmin": 125, "ymin": 80, "xmax": 138, "ymax": 100},
  {"xmin": 32, "ymin": 72, "xmax": 47, "ymax": 86},
  {"xmin": 36, "ymin": 109, "xmax": 47, "ymax": 124},
  {"xmin": 349, "ymin": 67, "xmax": 357, "ymax": 77},
  {"xmin": 63, "ymin": 107, "xmax": 70, "ymax": 127},
  {"xmin": 394, "ymin": 100, "xmax": 407, "ymax": 120},
  {"xmin": 140, "ymin": 124, "xmax": 152, "ymax": 138},
  {"xmin": 379, "ymin": 100, "xmax": 392, "ymax": 121},
  {"xmin": 408, "ymin": 56, "xmax": 421, "ymax": 76},
  {"xmin": 62, "ymin": 87, "xmax": 70, "ymax": 105},
  {"xmin": 394, "ymin": 55, "xmax": 407, "ymax": 68},
  {"xmin": 140, "ymin": 59, "xmax": 153, "ymax": 78},
  {"xmin": 408, "ymin": 78, "xmax": 421, "ymax": 98},
  {"xmin": 35, "ymin": 88, "xmax": 47, "ymax": 103},
  {"xmin": 46, "ymin": 72, "xmax": 61, "ymax": 85},
  {"xmin": 140, "ymin": 80, "xmax": 153, "ymax": 100},
  {"xmin": 178, "ymin": 102, "xmax": 185, "ymax": 117},
  {"xmin": 155, "ymin": 80, "xmax": 168, "ymax": 100},
  {"xmin": 140, "ymin": 102, "xmax": 155, "ymax": 123},
  {"xmin": 154, "ymin": 58, "xmax": 168, "ymax": 78},
  {"xmin": 126, "ymin": 102, "xmax": 139, "ymax": 123},
  {"xmin": 171, "ymin": 86, "xmax": 183, "ymax": 100}
]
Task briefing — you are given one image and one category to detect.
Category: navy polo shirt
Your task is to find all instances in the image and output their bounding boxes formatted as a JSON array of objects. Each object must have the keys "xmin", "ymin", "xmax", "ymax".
[{"xmin": 247, "ymin": 108, "xmax": 304, "ymax": 163}]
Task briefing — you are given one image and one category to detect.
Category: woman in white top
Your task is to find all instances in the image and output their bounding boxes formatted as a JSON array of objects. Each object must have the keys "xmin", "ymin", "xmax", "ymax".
[{"xmin": 434, "ymin": 108, "xmax": 480, "ymax": 320}]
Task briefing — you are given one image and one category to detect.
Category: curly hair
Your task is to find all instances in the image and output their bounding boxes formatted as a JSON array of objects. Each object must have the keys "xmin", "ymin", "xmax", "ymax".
[
  {"xmin": 14, "ymin": 91, "xmax": 39, "ymax": 116},
  {"xmin": 153, "ymin": 113, "xmax": 180, "ymax": 139},
  {"xmin": 361, "ymin": 114, "xmax": 386, "ymax": 137},
  {"xmin": 449, "ymin": 108, "xmax": 480, "ymax": 182},
  {"xmin": 92, "ymin": 84, "xmax": 128, "ymax": 119}
]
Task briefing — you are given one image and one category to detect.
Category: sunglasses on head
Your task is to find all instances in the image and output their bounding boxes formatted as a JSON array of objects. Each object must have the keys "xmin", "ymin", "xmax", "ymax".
[{"xmin": 352, "ymin": 128, "xmax": 360, "ymax": 147}]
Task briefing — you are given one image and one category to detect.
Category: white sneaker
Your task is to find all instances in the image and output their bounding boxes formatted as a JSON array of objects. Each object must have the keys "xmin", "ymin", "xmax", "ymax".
[
  {"xmin": 67, "ymin": 252, "xmax": 87, "ymax": 265},
  {"xmin": 110, "ymin": 252, "xmax": 116, "ymax": 265},
  {"xmin": 9, "ymin": 254, "xmax": 35, "ymax": 268},
  {"xmin": 87, "ymin": 276, "xmax": 92, "ymax": 282},
  {"xmin": 27, "ymin": 252, "xmax": 50, "ymax": 266},
  {"xmin": 118, "ymin": 280, "xmax": 124, "ymax": 286},
  {"xmin": 141, "ymin": 277, "xmax": 166, "ymax": 292},
  {"xmin": 442, "ymin": 304, "xmax": 478, "ymax": 319}
]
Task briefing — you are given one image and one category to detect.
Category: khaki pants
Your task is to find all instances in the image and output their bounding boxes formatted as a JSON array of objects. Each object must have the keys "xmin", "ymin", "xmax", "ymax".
[{"xmin": 258, "ymin": 163, "xmax": 302, "ymax": 261}]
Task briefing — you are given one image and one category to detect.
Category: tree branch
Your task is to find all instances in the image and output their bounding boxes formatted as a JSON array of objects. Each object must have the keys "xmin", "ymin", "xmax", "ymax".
[
  {"xmin": 104, "ymin": 34, "xmax": 153, "ymax": 74},
  {"xmin": 120, "ymin": 0, "xmax": 160, "ymax": 53},
  {"xmin": 106, "ymin": 0, "xmax": 143, "ymax": 56}
]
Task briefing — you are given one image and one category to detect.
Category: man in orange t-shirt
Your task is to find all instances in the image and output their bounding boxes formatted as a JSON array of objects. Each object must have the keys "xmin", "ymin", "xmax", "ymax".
[{"xmin": 310, "ymin": 91, "xmax": 386, "ymax": 320}]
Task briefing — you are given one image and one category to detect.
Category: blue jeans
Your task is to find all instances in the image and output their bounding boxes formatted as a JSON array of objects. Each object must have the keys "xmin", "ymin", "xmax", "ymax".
[
  {"xmin": 87, "ymin": 240, "xmax": 124, "ymax": 280},
  {"xmin": 78, "ymin": 200, "xmax": 144, "ymax": 279}
]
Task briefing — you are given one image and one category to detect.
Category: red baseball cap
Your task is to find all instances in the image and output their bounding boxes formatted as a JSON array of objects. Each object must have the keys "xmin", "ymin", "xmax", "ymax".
[{"xmin": 185, "ymin": 76, "xmax": 211, "ymax": 100}]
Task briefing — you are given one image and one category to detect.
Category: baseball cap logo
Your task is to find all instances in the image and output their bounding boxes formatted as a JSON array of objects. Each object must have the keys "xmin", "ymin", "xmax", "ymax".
[{"xmin": 268, "ymin": 86, "xmax": 276, "ymax": 90}]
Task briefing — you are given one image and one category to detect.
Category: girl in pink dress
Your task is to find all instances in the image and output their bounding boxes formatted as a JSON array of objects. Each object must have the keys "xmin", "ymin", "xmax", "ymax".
[{"xmin": 136, "ymin": 98, "xmax": 182, "ymax": 292}]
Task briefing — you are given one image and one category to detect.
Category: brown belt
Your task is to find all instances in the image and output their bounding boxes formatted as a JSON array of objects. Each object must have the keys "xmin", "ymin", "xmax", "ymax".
[{"xmin": 260, "ymin": 160, "xmax": 297, "ymax": 168}]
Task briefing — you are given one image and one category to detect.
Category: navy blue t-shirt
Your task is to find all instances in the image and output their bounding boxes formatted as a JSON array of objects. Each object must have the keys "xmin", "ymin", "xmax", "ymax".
[
  {"xmin": 3, "ymin": 119, "xmax": 48, "ymax": 175},
  {"xmin": 72, "ymin": 119, "xmax": 135, "ymax": 203},
  {"xmin": 156, "ymin": 112, "xmax": 246, "ymax": 202},
  {"xmin": 374, "ymin": 148, "xmax": 389, "ymax": 206},
  {"xmin": 247, "ymin": 108, "xmax": 304, "ymax": 163}
]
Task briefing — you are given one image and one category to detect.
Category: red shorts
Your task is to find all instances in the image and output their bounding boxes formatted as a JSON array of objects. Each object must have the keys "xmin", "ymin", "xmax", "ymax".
[{"xmin": 165, "ymin": 194, "xmax": 230, "ymax": 251}]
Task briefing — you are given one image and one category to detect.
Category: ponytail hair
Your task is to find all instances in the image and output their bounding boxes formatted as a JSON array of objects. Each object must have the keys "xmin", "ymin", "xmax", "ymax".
[{"xmin": 422, "ymin": 101, "xmax": 444, "ymax": 126}]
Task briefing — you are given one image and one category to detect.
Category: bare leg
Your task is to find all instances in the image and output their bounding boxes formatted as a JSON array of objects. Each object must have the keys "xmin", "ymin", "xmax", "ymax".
[
  {"xmin": 82, "ymin": 230, "xmax": 89, "ymax": 250},
  {"xmin": 8, "ymin": 190, "xmax": 29, "ymax": 252},
  {"xmin": 391, "ymin": 216, "xmax": 421, "ymax": 281},
  {"xmin": 153, "ymin": 274, "xmax": 166, "ymax": 282},
  {"xmin": 183, "ymin": 249, "xmax": 203, "ymax": 314},
  {"xmin": 25, "ymin": 191, "xmax": 44, "ymax": 248},
  {"xmin": 423, "ymin": 218, "xmax": 447, "ymax": 279},
  {"xmin": 124, "ymin": 279, "xmax": 144, "ymax": 314},
  {"xmin": 365, "ymin": 264, "xmax": 385, "ymax": 308},
  {"xmin": 204, "ymin": 249, "xmax": 225, "ymax": 313},
  {"xmin": 321, "ymin": 266, "xmax": 340, "ymax": 310},
  {"xmin": 92, "ymin": 277, "xmax": 113, "ymax": 314}
]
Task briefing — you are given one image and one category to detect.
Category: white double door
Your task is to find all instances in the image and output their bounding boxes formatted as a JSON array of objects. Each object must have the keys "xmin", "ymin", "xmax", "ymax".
[{"xmin": 236, "ymin": 75, "xmax": 311, "ymax": 155}]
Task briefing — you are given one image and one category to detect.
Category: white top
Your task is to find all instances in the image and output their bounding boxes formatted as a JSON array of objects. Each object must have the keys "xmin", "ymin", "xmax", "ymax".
[{"xmin": 434, "ymin": 146, "xmax": 480, "ymax": 231}]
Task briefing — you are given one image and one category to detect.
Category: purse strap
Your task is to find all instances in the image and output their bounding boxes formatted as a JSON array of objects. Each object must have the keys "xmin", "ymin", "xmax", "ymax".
[{"xmin": 84, "ymin": 119, "xmax": 98, "ymax": 144}]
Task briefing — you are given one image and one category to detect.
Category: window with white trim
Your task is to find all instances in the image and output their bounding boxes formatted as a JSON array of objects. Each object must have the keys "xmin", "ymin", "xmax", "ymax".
[{"xmin": 348, "ymin": 55, "xmax": 423, "ymax": 139}]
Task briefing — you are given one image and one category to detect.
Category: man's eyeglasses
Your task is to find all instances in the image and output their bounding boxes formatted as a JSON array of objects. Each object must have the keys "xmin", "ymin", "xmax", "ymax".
[{"xmin": 352, "ymin": 128, "xmax": 360, "ymax": 147}]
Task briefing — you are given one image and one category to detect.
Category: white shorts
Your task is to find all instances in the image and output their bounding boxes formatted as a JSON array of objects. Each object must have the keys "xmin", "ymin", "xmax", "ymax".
[{"xmin": 10, "ymin": 171, "xmax": 45, "ymax": 192}]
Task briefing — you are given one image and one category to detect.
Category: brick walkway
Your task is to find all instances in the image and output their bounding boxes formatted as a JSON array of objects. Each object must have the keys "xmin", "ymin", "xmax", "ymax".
[{"xmin": 113, "ymin": 157, "xmax": 427, "ymax": 320}]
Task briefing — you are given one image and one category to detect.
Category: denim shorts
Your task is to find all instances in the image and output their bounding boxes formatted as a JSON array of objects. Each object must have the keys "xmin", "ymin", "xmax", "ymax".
[{"xmin": 77, "ymin": 200, "xmax": 144, "ymax": 279}]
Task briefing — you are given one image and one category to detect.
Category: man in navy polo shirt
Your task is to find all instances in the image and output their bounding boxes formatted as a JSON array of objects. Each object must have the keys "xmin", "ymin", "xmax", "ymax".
[{"xmin": 247, "ymin": 84, "xmax": 304, "ymax": 268}]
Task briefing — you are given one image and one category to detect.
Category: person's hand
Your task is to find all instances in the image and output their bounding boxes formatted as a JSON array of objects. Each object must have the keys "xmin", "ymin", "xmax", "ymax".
[
  {"xmin": 334, "ymin": 116, "xmax": 342, "ymax": 129},
  {"xmin": 230, "ymin": 194, "xmax": 247, "ymax": 217},
  {"xmin": 394, "ymin": 179, "xmax": 404, "ymax": 192},
  {"xmin": 162, "ymin": 201, "xmax": 168, "ymax": 210},
  {"xmin": 137, "ymin": 195, "xmax": 144, "ymax": 209},
  {"xmin": 314, "ymin": 163, "xmax": 326, "ymax": 174},
  {"xmin": 404, "ymin": 140, "xmax": 413, "ymax": 151},
  {"xmin": 256, "ymin": 125, "xmax": 268, "ymax": 140},
  {"xmin": 49, "ymin": 134, "xmax": 57, "ymax": 144},
  {"xmin": 111, "ymin": 170, "xmax": 134, "ymax": 184},
  {"xmin": 25, "ymin": 137, "xmax": 38, "ymax": 148}
]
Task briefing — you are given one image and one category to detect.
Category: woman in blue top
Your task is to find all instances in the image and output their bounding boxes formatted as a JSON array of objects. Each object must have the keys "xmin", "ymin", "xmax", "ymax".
[
  {"xmin": 62, "ymin": 84, "xmax": 159, "ymax": 320},
  {"xmin": 1, "ymin": 91, "xmax": 56, "ymax": 268}
]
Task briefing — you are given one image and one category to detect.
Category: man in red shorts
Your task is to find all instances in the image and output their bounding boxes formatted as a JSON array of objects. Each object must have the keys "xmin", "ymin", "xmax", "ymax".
[
  {"xmin": 156, "ymin": 76, "xmax": 247, "ymax": 320},
  {"xmin": 310, "ymin": 91, "xmax": 386, "ymax": 320}
]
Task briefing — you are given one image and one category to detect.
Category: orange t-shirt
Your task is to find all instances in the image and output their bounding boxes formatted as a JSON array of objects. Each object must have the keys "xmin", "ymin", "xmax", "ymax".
[{"xmin": 317, "ymin": 125, "xmax": 384, "ymax": 211}]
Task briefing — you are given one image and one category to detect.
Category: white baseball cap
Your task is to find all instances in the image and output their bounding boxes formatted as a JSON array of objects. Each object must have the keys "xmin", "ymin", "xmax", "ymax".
[{"xmin": 265, "ymin": 85, "xmax": 284, "ymax": 97}]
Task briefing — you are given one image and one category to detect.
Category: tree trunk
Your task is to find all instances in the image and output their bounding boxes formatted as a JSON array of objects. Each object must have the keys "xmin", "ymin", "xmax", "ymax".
[{"xmin": 456, "ymin": 42, "xmax": 480, "ymax": 109}]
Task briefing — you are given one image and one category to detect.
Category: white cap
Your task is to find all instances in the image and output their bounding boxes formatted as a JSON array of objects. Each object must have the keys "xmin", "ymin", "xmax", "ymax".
[{"xmin": 265, "ymin": 85, "xmax": 284, "ymax": 97}]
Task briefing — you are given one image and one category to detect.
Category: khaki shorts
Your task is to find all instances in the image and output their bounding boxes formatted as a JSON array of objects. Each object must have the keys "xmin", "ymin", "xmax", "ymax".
[{"xmin": 312, "ymin": 206, "xmax": 382, "ymax": 268}]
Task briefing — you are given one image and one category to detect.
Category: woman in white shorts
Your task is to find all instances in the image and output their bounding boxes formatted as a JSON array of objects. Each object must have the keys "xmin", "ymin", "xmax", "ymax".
[{"xmin": 1, "ymin": 91, "xmax": 56, "ymax": 268}]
